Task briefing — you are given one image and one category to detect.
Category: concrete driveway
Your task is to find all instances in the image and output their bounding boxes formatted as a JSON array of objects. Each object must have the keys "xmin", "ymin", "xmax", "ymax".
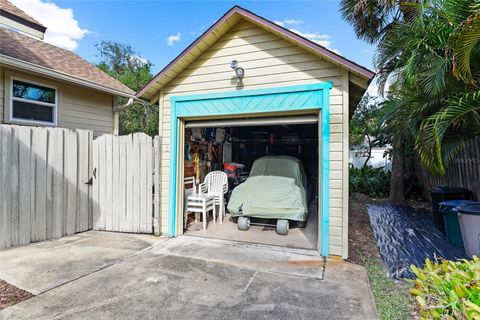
[{"xmin": 0, "ymin": 232, "xmax": 377, "ymax": 320}]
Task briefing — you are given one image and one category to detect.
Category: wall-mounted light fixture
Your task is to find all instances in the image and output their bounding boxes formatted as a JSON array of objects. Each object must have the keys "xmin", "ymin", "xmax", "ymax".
[{"xmin": 230, "ymin": 60, "xmax": 245, "ymax": 80}]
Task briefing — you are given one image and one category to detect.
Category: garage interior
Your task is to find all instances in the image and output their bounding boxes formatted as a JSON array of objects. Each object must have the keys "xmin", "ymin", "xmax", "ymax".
[{"xmin": 182, "ymin": 115, "xmax": 319, "ymax": 250}]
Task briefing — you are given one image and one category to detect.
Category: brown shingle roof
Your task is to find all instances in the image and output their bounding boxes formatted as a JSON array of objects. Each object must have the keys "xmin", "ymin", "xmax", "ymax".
[
  {"xmin": 0, "ymin": 0, "xmax": 46, "ymax": 32},
  {"xmin": 0, "ymin": 27, "xmax": 135, "ymax": 96}
]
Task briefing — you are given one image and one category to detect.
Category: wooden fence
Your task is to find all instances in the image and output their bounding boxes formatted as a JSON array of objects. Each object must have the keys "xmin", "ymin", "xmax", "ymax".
[
  {"xmin": 415, "ymin": 137, "xmax": 480, "ymax": 200},
  {"xmin": 0, "ymin": 125, "xmax": 92, "ymax": 249},
  {"xmin": 91, "ymin": 133, "xmax": 160, "ymax": 234}
]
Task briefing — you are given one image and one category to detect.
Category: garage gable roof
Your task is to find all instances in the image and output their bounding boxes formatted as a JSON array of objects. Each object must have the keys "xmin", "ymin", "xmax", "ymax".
[{"xmin": 137, "ymin": 5, "xmax": 375, "ymax": 102}]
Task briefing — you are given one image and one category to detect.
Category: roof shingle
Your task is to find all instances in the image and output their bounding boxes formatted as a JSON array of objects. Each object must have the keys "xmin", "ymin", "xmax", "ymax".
[
  {"xmin": 0, "ymin": 0, "xmax": 45, "ymax": 31},
  {"xmin": 0, "ymin": 27, "xmax": 135, "ymax": 96}
]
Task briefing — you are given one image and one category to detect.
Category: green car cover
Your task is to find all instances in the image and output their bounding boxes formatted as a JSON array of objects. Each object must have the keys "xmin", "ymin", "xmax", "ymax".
[{"xmin": 227, "ymin": 156, "xmax": 308, "ymax": 221}]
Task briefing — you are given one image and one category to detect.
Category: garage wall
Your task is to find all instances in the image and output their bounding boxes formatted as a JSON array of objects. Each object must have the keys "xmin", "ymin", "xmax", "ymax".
[
  {"xmin": 159, "ymin": 19, "xmax": 348, "ymax": 257},
  {"xmin": 1, "ymin": 68, "xmax": 115, "ymax": 138}
]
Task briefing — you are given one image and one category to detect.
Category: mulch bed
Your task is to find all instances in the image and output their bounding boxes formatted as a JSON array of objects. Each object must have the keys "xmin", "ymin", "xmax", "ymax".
[
  {"xmin": 0, "ymin": 280, "xmax": 33, "ymax": 310},
  {"xmin": 348, "ymin": 193, "xmax": 384, "ymax": 265}
]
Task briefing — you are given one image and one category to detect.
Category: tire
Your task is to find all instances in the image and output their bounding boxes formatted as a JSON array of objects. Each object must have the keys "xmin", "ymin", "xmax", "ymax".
[
  {"xmin": 276, "ymin": 219, "xmax": 289, "ymax": 235},
  {"xmin": 296, "ymin": 221, "xmax": 306, "ymax": 228},
  {"xmin": 237, "ymin": 216, "xmax": 250, "ymax": 231}
]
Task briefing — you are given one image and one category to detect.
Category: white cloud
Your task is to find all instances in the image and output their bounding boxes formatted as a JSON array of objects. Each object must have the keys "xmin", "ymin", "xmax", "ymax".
[
  {"xmin": 167, "ymin": 32, "xmax": 181, "ymax": 46},
  {"xmin": 130, "ymin": 55, "xmax": 148, "ymax": 66},
  {"xmin": 284, "ymin": 19, "xmax": 304, "ymax": 26},
  {"xmin": 273, "ymin": 18, "xmax": 339, "ymax": 53},
  {"xmin": 274, "ymin": 18, "xmax": 304, "ymax": 27},
  {"xmin": 10, "ymin": 0, "xmax": 89, "ymax": 51},
  {"xmin": 289, "ymin": 29, "xmax": 339, "ymax": 53}
]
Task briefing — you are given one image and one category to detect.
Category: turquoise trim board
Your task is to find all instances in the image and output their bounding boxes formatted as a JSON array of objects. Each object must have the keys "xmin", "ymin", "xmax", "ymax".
[{"xmin": 168, "ymin": 83, "xmax": 332, "ymax": 256}]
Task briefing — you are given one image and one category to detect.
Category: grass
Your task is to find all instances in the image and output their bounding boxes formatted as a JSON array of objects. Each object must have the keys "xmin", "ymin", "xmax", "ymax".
[
  {"xmin": 348, "ymin": 193, "xmax": 415, "ymax": 319},
  {"xmin": 365, "ymin": 259, "xmax": 413, "ymax": 319}
]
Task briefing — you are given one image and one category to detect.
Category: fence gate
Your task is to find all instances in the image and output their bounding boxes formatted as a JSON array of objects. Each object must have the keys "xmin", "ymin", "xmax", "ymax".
[
  {"xmin": 0, "ymin": 125, "xmax": 92, "ymax": 249},
  {"xmin": 92, "ymin": 133, "xmax": 160, "ymax": 234}
]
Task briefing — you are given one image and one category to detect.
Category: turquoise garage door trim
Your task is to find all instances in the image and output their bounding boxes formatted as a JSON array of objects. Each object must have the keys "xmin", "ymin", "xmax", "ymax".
[{"xmin": 169, "ymin": 82, "xmax": 332, "ymax": 256}]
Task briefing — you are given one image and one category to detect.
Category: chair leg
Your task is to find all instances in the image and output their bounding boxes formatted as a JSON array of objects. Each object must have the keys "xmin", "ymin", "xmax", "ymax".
[
  {"xmin": 213, "ymin": 202, "xmax": 216, "ymax": 225},
  {"xmin": 184, "ymin": 210, "xmax": 188, "ymax": 229},
  {"xmin": 220, "ymin": 197, "xmax": 224, "ymax": 223},
  {"xmin": 202, "ymin": 201, "xmax": 207, "ymax": 231}
]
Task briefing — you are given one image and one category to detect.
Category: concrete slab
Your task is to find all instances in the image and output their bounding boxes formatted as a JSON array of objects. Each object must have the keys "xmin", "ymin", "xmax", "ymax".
[
  {"xmin": 0, "ymin": 231, "xmax": 163, "ymax": 294},
  {"xmin": 1, "ymin": 235, "xmax": 377, "ymax": 320},
  {"xmin": 153, "ymin": 236, "xmax": 325, "ymax": 279},
  {"xmin": 185, "ymin": 204, "xmax": 318, "ymax": 250}
]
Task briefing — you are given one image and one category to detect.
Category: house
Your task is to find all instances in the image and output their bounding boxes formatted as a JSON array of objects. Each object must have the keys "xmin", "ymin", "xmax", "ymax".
[
  {"xmin": 137, "ymin": 6, "xmax": 374, "ymax": 258},
  {"xmin": 0, "ymin": 0, "xmax": 135, "ymax": 137}
]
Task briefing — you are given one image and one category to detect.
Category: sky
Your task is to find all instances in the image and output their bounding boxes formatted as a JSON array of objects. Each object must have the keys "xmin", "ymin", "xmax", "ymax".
[{"xmin": 10, "ymin": 0, "xmax": 377, "ymax": 92}]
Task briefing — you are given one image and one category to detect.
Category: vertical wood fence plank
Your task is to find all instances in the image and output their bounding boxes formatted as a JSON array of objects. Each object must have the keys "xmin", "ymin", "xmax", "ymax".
[
  {"xmin": 416, "ymin": 138, "xmax": 479, "ymax": 200},
  {"xmin": 139, "ymin": 134, "xmax": 147, "ymax": 233},
  {"xmin": 52, "ymin": 128, "xmax": 64, "ymax": 239},
  {"xmin": 153, "ymin": 135, "xmax": 161, "ymax": 236},
  {"xmin": 10, "ymin": 127, "xmax": 20, "ymax": 247},
  {"xmin": 92, "ymin": 136, "xmax": 100, "ymax": 230},
  {"xmin": 88, "ymin": 131, "xmax": 93, "ymax": 229},
  {"xmin": 18, "ymin": 126, "xmax": 32, "ymax": 245},
  {"xmin": 146, "ymin": 134, "xmax": 153, "ymax": 233},
  {"xmin": 125, "ymin": 135, "xmax": 134, "ymax": 232},
  {"xmin": 77, "ymin": 130, "xmax": 89, "ymax": 232},
  {"xmin": 105, "ymin": 134, "xmax": 113, "ymax": 231},
  {"xmin": 112, "ymin": 135, "xmax": 120, "ymax": 231},
  {"xmin": 119, "ymin": 136, "xmax": 128, "ymax": 232},
  {"xmin": 0, "ymin": 126, "xmax": 12, "ymax": 248},
  {"xmin": 99, "ymin": 136, "xmax": 107, "ymax": 231},
  {"xmin": 46, "ymin": 129, "xmax": 54, "ymax": 240},
  {"xmin": 117, "ymin": 136, "xmax": 124, "ymax": 231},
  {"xmin": 34, "ymin": 128, "xmax": 48, "ymax": 242},
  {"xmin": 132, "ymin": 134, "xmax": 141, "ymax": 232},
  {"xmin": 65, "ymin": 130, "xmax": 78, "ymax": 235},
  {"xmin": 29, "ymin": 127, "xmax": 36, "ymax": 243}
]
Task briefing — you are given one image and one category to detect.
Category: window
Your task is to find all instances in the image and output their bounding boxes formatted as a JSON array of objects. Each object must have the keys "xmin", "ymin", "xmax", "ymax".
[{"xmin": 10, "ymin": 79, "xmax": 57, "ymax": 125}]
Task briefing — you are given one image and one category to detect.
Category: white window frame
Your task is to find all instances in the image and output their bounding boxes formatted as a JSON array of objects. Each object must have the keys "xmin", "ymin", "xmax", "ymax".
[{"xmin": 9, "ymin": 77, "xmax": 58, "ymax": 126}]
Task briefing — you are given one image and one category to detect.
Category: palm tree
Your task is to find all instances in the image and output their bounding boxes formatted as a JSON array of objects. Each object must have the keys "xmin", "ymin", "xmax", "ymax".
[
  {"xmin": 375, "ymin": 0, "xmax": 480, "ymax": 174},
  {"xmin": 341, "ymin": 0, "xmax": 480, "ymax": 204}
]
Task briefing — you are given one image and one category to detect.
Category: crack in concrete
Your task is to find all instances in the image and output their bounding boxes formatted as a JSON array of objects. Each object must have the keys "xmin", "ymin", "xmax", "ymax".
[{"xmin": 34, "ymin": 239, "xmax": 166, "ymax": 296}]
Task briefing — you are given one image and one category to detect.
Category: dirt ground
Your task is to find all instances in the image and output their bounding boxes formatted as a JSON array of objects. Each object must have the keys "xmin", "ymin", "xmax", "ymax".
[
  {"xmin": 348, "ymin": 193, "xmax": 384, "ymax": 265},
  {"xmin": 0, "ymin": 280, "xmax": 33, "ymax": 310}
]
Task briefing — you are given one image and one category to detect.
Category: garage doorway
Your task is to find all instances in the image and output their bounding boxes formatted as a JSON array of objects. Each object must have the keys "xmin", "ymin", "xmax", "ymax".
[
  {"xmin": 168, "ymin": 83, "xmax": 332, "ymax": 256},
  {"xmin": 181, "ymin": 116, "xmax": 319, "ymax": 250}
]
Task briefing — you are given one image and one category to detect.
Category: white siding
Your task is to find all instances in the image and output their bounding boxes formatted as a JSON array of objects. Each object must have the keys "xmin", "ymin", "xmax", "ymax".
[
  {"xmin": 1, "ymin": 68, "xmax": 114, "ymax": 137},
  {"xmin": 158, "ymin": 19, "xmax": 349, "ymax": 256}
]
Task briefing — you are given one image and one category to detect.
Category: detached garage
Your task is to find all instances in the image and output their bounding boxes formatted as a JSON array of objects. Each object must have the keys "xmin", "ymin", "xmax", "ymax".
[{"xmin": 137, "ymin": 6, "xmax": 374, "ymax": 258}]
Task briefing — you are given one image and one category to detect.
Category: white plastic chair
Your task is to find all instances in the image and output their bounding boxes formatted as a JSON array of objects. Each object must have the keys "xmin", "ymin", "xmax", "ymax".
[
  {"xmin": 184, "ymin": 176, "xmax": 216, "ymax": 230},
  {"xmin": 184, "ymin": 176, "xmax": 195, "ymax": 229},
  {"xmin": 199, "ymin": 171, "xmax": 228, "ymax": 223}
]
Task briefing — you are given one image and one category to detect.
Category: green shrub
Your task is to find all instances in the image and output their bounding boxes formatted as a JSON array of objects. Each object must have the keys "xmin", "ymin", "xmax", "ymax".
[
  {"xmin": 349, "ymin": 165, "xmax": 391, "ymax": 197},
  {"xmin": 410, "ymin": 257, "xmax": 480, "ymax": 319}
]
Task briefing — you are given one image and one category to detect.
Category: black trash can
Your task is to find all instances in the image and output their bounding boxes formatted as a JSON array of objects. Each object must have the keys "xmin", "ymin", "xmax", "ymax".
[{"xmin": 429, "ymin": 186, "xmax": 471, "ymax": 231}]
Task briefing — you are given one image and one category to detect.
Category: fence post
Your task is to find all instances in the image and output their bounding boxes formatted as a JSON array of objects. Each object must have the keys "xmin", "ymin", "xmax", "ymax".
[{"xmin": 153, "ymin": 135, "xmax": 161, "ymax": 236}]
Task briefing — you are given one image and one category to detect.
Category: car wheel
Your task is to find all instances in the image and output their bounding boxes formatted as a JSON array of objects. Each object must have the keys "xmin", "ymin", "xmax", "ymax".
[
  {"xmin": 296, "ymin": 221, "xmax": 306, "ymax": 228},
  {"xmin": 237, "ymin": 216, "xmax": 250, "ymax": 231},
  {"xmin": 276, "ymin": 219, "xmax": 289, "ymax": 235}
]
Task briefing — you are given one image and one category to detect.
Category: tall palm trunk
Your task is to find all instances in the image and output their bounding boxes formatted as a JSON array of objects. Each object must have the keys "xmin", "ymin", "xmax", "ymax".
[{"xmin": 389, "ymin": 144, "xmax": 405, "ymax": 204}]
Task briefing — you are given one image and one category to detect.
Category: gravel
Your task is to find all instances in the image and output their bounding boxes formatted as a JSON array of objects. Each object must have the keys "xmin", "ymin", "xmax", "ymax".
[{"xmin": 0, "ymin": 280, "xmax": 33, "ymax": 310}]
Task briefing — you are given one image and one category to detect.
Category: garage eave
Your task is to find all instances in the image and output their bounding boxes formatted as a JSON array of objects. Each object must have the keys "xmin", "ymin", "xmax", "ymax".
[{"xmin": 136, "ymin": 5, "xmax": 375, "ymax": 102}]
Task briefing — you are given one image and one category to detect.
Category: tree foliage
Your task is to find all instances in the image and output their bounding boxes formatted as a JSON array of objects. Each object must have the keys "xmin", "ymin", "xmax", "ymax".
[
  {"xmin": 342, "ymin": 0, "xmax": 480, "ymax": 177},
  {"xmin": 95, "ymin": 41, "xmax": 158, "ymax": 136},
  {"xmin": 350, "ymin": 95, "xmax": 391, "ymax": 167},
  {"xmin": 375, "ymin": 0, "xmax": 480, "ymax": 174}
]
